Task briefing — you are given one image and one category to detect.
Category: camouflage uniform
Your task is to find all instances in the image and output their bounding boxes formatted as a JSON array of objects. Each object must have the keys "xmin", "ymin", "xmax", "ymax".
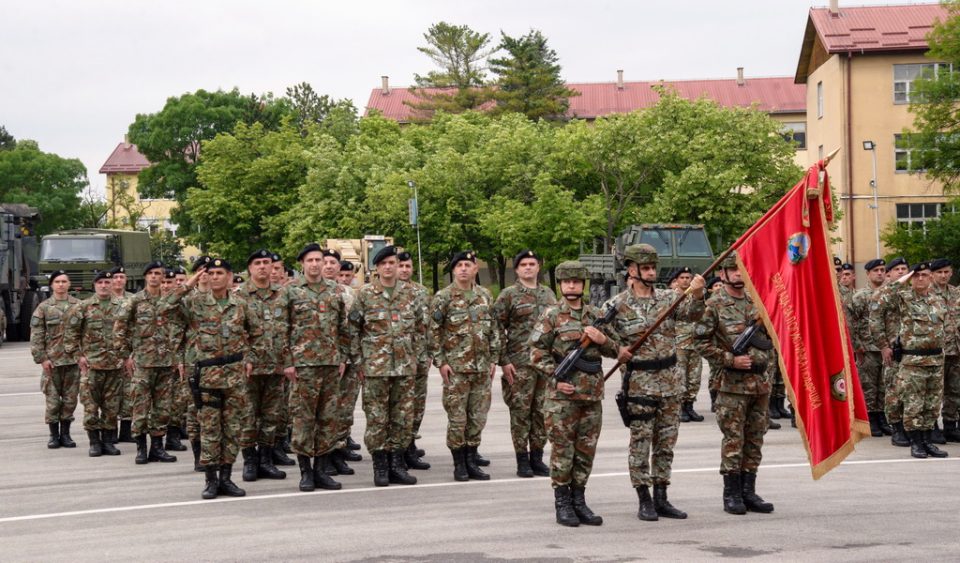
[
  {"xmin": 409, "ymin": 281, "xmax": 432, "ymax": 436},
  {"xmin": 676, "ymin": 318, "xmax": 704, "ymax": 405},
  {"xmin": 334, "ymin": 284, "xmax": 361, "ymax": 449},
  {"xmin": 66, "ymin": 295, "xmax": 124, "ymax": 432},
  {"xmin": 30, "ymin": 296, "xmax": 81, "ymax": 424},
  {"xmin": 115, "ymin": 291, "xmax": 136, "ymax": 424},
  {"xmin": 934, "ymin": 283, "xmax": 960, "ymax": 428},
  {"xmin": 494, "ymin": 281, "xmax": 556, "ymax": 455},
  {"xmin": 849, "ymin": 286, "xmax": 884, "ymax": 414},
  {"xmin": 871, "ymin": 282, "xmax": 907, "ymax": 426}
]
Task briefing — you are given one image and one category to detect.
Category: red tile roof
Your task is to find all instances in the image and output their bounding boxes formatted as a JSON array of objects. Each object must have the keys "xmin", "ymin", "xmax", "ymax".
[
  {"xmin": 365, "ymin": 76, "xmax": 805, "ymax": 122},
  {"xmin": 99, "ymin": 142, "xmax": 151, "ymax": 174}
]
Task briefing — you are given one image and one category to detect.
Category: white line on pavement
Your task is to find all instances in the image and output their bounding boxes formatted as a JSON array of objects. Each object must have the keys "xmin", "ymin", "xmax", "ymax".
[{"xmin": 0, "ymin": 392, "xmax": 41, "ymax": 398}]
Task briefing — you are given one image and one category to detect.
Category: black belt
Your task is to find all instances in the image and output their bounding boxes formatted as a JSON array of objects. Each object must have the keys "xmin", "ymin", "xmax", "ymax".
[
  {"xmin": 626, "ymin": 355, "xmax": 677, "ymax": 372},
  {"xmin": 727, "ymin": 363, "xmax": 767, "ymax": 375},
  {"xmin": 902, "ymin": 348, "xmax": 943, "ymax": 357},
  {"xmin": 196, "ymin": 353, "xmax": 244, "ymax": 369}
]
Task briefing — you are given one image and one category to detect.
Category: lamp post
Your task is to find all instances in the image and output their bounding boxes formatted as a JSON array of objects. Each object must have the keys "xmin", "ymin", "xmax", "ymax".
[
  {"xmin": 407, "ymin": 180, "xmax": 424, "ymax": 285},
  {"xmin": 862, "ymin": 140, "xmax": 881, "ymax": 258}
]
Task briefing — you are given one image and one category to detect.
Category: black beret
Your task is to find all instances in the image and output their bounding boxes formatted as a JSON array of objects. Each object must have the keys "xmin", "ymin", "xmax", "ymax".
[
  {"xmin": 163, "ymin": 269, "xmax": 176, "ymax": 279},
  {"xmin": 886, "ymin": 257, "xmax": 908, "ymax": 272},
  {"xmin": 930, "ymin": 258, "xmax": 952, "ymax": 271},
  {"xmin": 321, "ymin": 248, "xmax": 341, "ymax": 261},
  {"xmin": 48, "ymin": 269, "xmax": 69, "ymax": 283},
  {"xmin": 109, "ymin": 265, "xmax": 126, "ymax": 275},
  {"xmin": 449, "ymin": 250, "xmax": 477, "ymax": 271},
  {"xmin": 143, "ymin": 261, "xmax": 165, "ymax": 276},
  {"xmin": 94, "ymin": 270, "xmax": 113, "ymax": 283},
  {"xmin": 513, "ymin": 249, "xmax": 540, "ymax": 269},
  {"xmin": 270, "ymin": 253, "xmax": 282, "ymax": 262},
  {"xmin": 191, "ymin": 256, "xmax": 211, "ymax": 273},
  {"xmin": 833, "ymin": 256, "xmax": 843, "ymax": 268},
  {"xmin": 233, "ymin": 274, "xmax": 244, "ymax": 283},
  {"xmin": 247, "ymin": 248, "xmax": 272, "ymax": 266},
  {"xmin": 284, "ymin": 267, "xmax": 294, "ymax": 277},
  {"xmin": 667, "ymin": 266, "xmax": 692, "ymax": 283},
  {"xmin": 864, "ymin": 258, "xmax": 885, "ymax": 271},
  {"xmin": 340, "ymin": 260, "xmax": 355, "ymax": 272},
  {"xmin": 840, "ymin": 263, "xmax": 854, "ymax": 272},
  {"xmin": 911, "ymin": 261, "xmax": 931, "ymax": 273},
  {"xmin": 372, "ymin": 245, "xmax": 397, "ymax": 266},
  {"xmin": 207, "ymin": 258, "xmax": 232, "ymax": 272},
  {"xmin": 297, "ymin": 243, "xmax": 322, "ymax": 262},
  {"xmin": 706, "ymin": 276, "xmax": 721, "ymax": 289},
  {"xmin": 397, "ymin": 251, "xmax": 412, "ymax": 262},
  {"xmin": 173, "ymin": 266, "xmax": 187, "ymax": 276}
]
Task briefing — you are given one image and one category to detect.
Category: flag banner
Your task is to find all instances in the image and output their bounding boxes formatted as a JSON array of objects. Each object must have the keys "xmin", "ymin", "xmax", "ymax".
[{"xmin": 733, "ymin": 160, "xmax": 871, "ymax": 479}]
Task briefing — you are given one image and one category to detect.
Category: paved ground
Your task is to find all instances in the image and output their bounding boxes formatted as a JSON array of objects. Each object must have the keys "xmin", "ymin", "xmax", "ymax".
[{"xmin": 1, "ymin": 340, "xmax": 958, "ymax": 562}]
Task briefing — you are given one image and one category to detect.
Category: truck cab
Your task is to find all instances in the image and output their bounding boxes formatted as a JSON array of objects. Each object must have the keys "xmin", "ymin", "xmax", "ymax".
[{"xmin": 38, "ymin": 229, "xmax": 151, "ymax": 296}]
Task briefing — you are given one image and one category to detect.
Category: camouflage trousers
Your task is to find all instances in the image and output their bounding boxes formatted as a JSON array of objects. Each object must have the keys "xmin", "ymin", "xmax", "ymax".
[
  {"xmin": 678, "ymin": 349, "xmax": 703, "ymax": 403},
  {"xmin": 897, "ymin": 364, "xmax": 943, "ymax": 432},
  {"xmin": 362, "ymin": 375, "xmax": 416, "ymax": 452},
  {"xmin": 198, "ymin": 385, "xmax": 246, "ymax": 466},
  {"xmin": 40, "ymin": 364, "xmax": 80, "ymax": 424},
  {"xmin": 276, "ymin": 378, "xmax": 290, "ymax": 438},
  {"xmin": 186, "ymin": 403, "xmax": 199, "ymax": 442},
  {"xmin": 856, "ymin": 351, "xmax": 884, "ymax": 413},
  {"xmin": 715, "ymin": 391, "xmax": 769, "ymax": 474},
  {"xmin": 79, "ymin": 368, "xmax": 123, "ymax": 431},
  {"xmin": 545, "ymin": 397, "xmax": 601, "ymax": 489},
  {"xmin": 290, "ymin": 366, "xmax": 340, "ymax": 458},
  {"xmin": 627, "ymin": 395, "xmax": 681, "ymax": 487},
  {"xmin": 770, "ymin": 364, "xmax": 785, "ymax": 400},
  {"xmin": 239, "ymin": 372, "xmax": 285, "ymax": 449},
  {"xmin": 118, "ymin": 369, "xmax": 135, "ymax": 420},
  {"xmin": 336, "ymin": 364, "xmax": 361, "ymax": 443},
  {"xmin": 883, "ymin": 363, "xmax": 903, "ymax": 423},
  {"xmin": 442, "ymin": 370, "xmax": 492, "ymax": 449},
  {"xmin": 168, "ymin": 370, "xmax": 190, "ymax": 428},
  {"xmin": 131, "ymin": 366, "xmax": 176, "ymax": 437},
  {"xmin": 412, "ymin": 364, "xmax": 429, "ymax": 434},
  {"xmin": 942, "ymin": 355, "xmax": 960, "ymax": 422},
  {"xmin": 501, "ymin": 364, "xmax": 548, "ymax": 453},
  {"xmin": 707, "ymin": 360, "xmax": 722, "ymax": 392}
]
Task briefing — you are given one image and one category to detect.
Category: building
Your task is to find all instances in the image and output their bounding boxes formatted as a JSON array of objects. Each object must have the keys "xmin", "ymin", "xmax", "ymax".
[{"xmin": 796, "ymin": 1, "xmax": 950, "ymax": 277}]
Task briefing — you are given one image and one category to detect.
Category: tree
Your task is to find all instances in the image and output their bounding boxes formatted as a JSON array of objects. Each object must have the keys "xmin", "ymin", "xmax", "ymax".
[
  {"xmin": 407, "ymin": 22, "xmax": 495, "ymax": 116},
  {"xmin": 0, "ymin": 139, "xmax": 89, "ymax": 234},
  {"xmin": 285, "ymin": 82, "xmax": 359, "ymax": 143},
  {"xmin": 0, "ymin": 125, "xmax": 15, "ymax": 150},
  {"xmin": 77, "ymin": 186, "xmax": 108, "ymax": 228},
  {"xmin": 882, "ymin": 202, "xmax": 960, "ymax": 272},
  {"xmin": 150, "ymin": 228, "xmax": 185, "ymax": 265},
  {"xmin": 103, "ymin": 175, "xmax": 146, "ymax": 229},
  {"xmin": 488, "ymin": 29, "xmax": 578, "ymax": 121}
]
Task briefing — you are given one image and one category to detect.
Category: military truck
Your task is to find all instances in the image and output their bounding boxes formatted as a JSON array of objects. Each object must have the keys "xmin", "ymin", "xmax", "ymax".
[
  {"xmin": 38, "ymin": 229, "xmax": 151, "ymax": 296},
  {"xmin": 0, "ymin": 204, "xmax": 41, "ymax": 341},
  {"xmin": 324, "ymin": 235, "xmax": 395, "ymax": 284},
  {"xmin": 580, "ymin": 224, "xmax": 715, "ymax": 306}
]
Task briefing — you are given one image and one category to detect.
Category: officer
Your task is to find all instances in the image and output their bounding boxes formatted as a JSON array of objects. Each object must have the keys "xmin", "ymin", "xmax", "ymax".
[
  {"xmin": 931, "ymin": 258, "xmax": 960, "ymax": 442},
  {"xmin": 530, "ymin": 260, "xmax": 618, "ymax": 527},
  {"xmin": 270, "ymin": 253, "xmax": 287, "ymax": 286},
  {"xmin": 332, "ymin": 258, "xmax": 364, "ymax": 471},
  {"xmin": 64, "ymin": 270, "xmax": 124, "ymax": 456},
  {"xmin": 493, "ymin": 249, "xmax": 556, "ymax": 478},
  {"xmin": 848, "ymin": 258, "xmax": 889, "ymax": 436},
  {"xmin": 110, "ymin": 265, "xmax": 137, "ymax": 443},
  {"xmin": 30, "ymin": 270, "xmax": 81, "ymax": 448},
  {"xmin": 871, "ymin": 256, "xmax": 911, "ymax": 447},
  {"xmin": 269, "ymin": 252, "xmax": 295, "ymax": 463},
  {"xmin": 695, "ymin": 252, "xmax": 775, "ymax": 515},
  {"xmin": 161, "ymin": 258, "xmax": 260, "ymax": 499},
  {"xmin": 397, "ymin": 250, "xmax": 432, "ymax": 467},
  {"xmin": 668, "ymin": 266, "xmax": 706, "ymax": 424},
  {"xmin": 606, "ymin": 244, "xmax": 705, "ymax": 521},
  {"xmin": 338, "ymin": 260, "xmax": 357, "ymax": 288},
  {"xmin": 429, "ymin": 251, "xmax": 501, "ymax": 481}
]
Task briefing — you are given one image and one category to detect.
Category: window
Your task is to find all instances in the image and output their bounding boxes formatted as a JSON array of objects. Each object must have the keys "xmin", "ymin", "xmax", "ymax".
[
  {"xmin": 817, "ymin": 82, "xmax": 823, "ymax": 118},
  {"xmin": 896, "ymin": 203, "xmax": 942, "ymax": 233},
  {"xmin": 40, "ymin": 238, "xmax": 106, "ymax": 262},
  {"xmin": 894, "ymin": 134, "xmax": 925, "ymax": 172},
  {"xmin": 894, "ymin": 63, "xmax": 952, "ymax": 104},
  {"xmin": 781, "ymin": 122, "xmax": 806, "ymax": 150},
  {"xmin": 638, "ymin": 229, "xmax": 672, "ymax": 257},
  {"xmin": 674, "ymin": 229, "xmax": 712, "ymax": 257}
]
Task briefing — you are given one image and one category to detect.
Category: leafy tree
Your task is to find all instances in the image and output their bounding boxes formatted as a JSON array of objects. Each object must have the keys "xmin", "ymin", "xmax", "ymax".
[
  {"xmin": 77, "ymin": 186, "xmax": 108, "ymax": 228},
  {"xmin": 407, "ymin": 22, "xmax": 495, "ymax": 116},
  {"xmin": 0, "ymin": 139, "xmax": 89, "ymax": 234},
  {"xmin": 103, "ymin": 175, "xmax": 146, "ymax": 229},
  {"xmin": 882, "ymin": 201, "xmax": 960, "ymax": 277},
  {"xmin": 0, "ymin": 125, "xmax": 14, "ymax": 150},
  {"xmin": 285, "ymin": 82, "xmax": 359, "ymax": 143},
  {"xmin": 150, "ymin": 228, "xmax": 185, "ymax": 265},
  {"xmin": 488, "ymin": 29, "xmax": 578, "ymax": 121}
]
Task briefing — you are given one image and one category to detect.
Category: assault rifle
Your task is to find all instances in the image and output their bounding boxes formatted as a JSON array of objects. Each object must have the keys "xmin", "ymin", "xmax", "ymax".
[{"xmin": 553, "ymin": 305, "xmax": 617, "ymax": 383}]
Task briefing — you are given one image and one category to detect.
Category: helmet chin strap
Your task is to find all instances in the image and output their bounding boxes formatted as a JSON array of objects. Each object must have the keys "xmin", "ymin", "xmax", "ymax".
[
  {"xmin": 628, "ymin": 274, "xmax": 655, "ymax": 288},
  {"xmin": 724, "ymin": 280, "xmax": 745, "ymax": 289},
  {"xmin": 562, "ymin": 292, "xmax": 583, "ymax": 301}
]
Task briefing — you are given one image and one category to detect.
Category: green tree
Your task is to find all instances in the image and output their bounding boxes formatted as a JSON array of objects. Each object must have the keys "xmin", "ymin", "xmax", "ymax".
[
  {"xmin": 0, "ymin": 125, "xmax": 15, "ymax": 150},
  {"xmin": 407, "ymin": 22, "xmax": 495, "ymax": 117},
  {"xmin": 488, "ymin": 29, "xmax": 578, "ymax": 121},
  {"xmin": 77, "ymin": 186, "xmax": 108, "ymax": 228},
  {"xmin": 882, "ymin": 201, "xmax": 960, "ymax": 274},
  {"xmin": 0, "ymin": 139, "xmax": 89, "ymax": 234},
  {"xmin": 285, "ymin": 82, "xmax": 359, "ymax": 143},
  {"xmin": 150, "ymin": 228, "xmax": 185, "ymax": 265}
]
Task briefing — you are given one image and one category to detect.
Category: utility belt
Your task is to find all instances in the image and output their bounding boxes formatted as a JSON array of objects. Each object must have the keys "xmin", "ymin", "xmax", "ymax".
[
  {"xmin": 901, "ymin": 348, "xmax": 942, "ymax": 357},
  {"xmin": 625, "ymin": 354, "xmax": 677, "ymax": 372},
  {"xmin": 615, "ymin": 357, "xmax": 675, "ymax": 427},
  {"xmin": 189, "ymin": 353, "xmax": 243, "ymax": 410},
  {"xmin": 726, "ymin": 363, "xmax": 768, "ymax": 375}
]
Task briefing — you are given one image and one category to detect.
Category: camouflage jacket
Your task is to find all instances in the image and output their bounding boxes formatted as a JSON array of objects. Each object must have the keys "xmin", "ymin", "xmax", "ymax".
[
  {"xmin": 874, "ymin": 284, "xmax": 946, "ymax": 367},
  {"xmin": 349, "ymin": 278, "xmax": 427, "ymax": 377},
  {"xmin": 409, "ymin": 281, "xmax": 432, "ymax": 369},
  {"xmin": 429, "ymin": 283, "xmax": 501, "ymax": 373},
  {"xmin": 237, "ymin": 280, "xmax": 293, "ymax": 374},
  {"xmin": 848, "ymin": 286, "xmax": 880, "ymax": 352},
  {"xmin": 65, "ymin": 296, "xmax": 124, "ymax": 370},
  {"xmin": 934, "ymin": 283, "xmax": 960, "ymax": 357},
  {"xmin": 114, "ymin": 290, "xmax": 179, "ymax": 368},
  {"xmin": 694, "ymin": 289, "xmax": 772, "ymax": 395},
  {"xmin": 287, "ymin": 278, "xmax": 352, "ymax": 367},
  {"xmin": 337, "ymin": 284, "xmax": 356, "ymax": 312},
  {"xmin": 869, "ymin": 281, "xmax": 904, "ymax": 351},
  {"xmin": 493, "ymin": 281, "xmax": 556, "ymax": 367},
  {"xmin": 529, "ymin": 302, "xmax": 618, "ymax": 401},
  {"xmin": 605, "ymin": 287, "xmax": 704, "ymax": 397},
  {"xmin": 839, "ymin": 285, "xmax": 855, "ymax": 342},
  {"xmin": 30, "ymin": 296, "xmax": 80, "ymax": 366}
]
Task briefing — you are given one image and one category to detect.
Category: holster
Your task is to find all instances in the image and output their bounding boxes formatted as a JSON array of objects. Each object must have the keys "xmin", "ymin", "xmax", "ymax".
[
  {"xmin": 616, "ymin": 370, "xmax": 661, "ymax": 427},
  {"xmin": 192, "ymin": 353, "xmax": 243, "ymax": 410},
  {"xmin": 892, "ymin": 338, "xmax": 903, "ymax": 363}
]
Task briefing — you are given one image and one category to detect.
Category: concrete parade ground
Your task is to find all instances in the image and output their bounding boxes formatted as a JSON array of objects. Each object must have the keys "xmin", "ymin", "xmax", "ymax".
[{"xmin": 0, "ymin": 340, "xmax": 957, "ymax": 562}]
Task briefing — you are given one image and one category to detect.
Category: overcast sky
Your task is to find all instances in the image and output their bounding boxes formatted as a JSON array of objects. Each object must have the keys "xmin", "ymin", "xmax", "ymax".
[{"xmin": 2, "ymin": 0, "xmax": 936, "ymax": 194}]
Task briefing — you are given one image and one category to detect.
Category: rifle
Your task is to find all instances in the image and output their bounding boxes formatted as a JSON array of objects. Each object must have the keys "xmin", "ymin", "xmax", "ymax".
[
  {"xmin": 553, "ymin": 305, "xmax": 617, "ymax": 383},
  {"xmin": 731, "ymin": 319, "xmax": 773, "ymax": 356}
]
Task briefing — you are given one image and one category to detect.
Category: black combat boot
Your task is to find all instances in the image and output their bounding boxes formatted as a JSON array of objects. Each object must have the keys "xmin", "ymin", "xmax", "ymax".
[
  {"xmin": 373, "ymin": 450, "xmax": 390, "ymax": 487},
  {"xmin": 388, "ymin": 450, "xmax": 418, "ymax": 485},
  {"xmin": 134, "ymin": 434, "xmax": 149, "ymax": 465},
  {"xmin": 47, "ymin": 422, "xmax": 61, "ymax": 449},
  {"xmin": 722, "ymin": 473, "xmax": 747, "ymax": 515},
  {"xmin": 868, "ymin": 412, "xmax": 883, "ymax": 437},
  {"xmin": 930, "ymin": 422, "xmax": 947, "ymax": 445},
  {"xmin": 180, "ymin": 425, "xmax": 188, "ymax": 440},
  {"xmin": 554, "ymin": 486, "xmax": 580, "ymax": 527},
  {"xmin": 741, "ymin": 472, "xmax": 774, "ymax": 513},
  {"xmin": 201, "ymin": 466, "xmax": 219, "ymax": 500},
  {"xmin": 404, "ymin": 442, "xmax": 430, "ymax": 470},
  {"xmin": 529, "ymin": 449, "xmax": 550, "ymax": 477},
  {"xmin": 943, "ymin": 419, "xmax": 960, "ymax": 442},
  {"xmin": 515, "ymin": 451, "xmax": 533, "ymax": 478},
  {"xmin": 312, "ymin": 455, "xmax": 342, "ymax": 490},
  {"xmin": 908, "ymin": 430, "xmax": 928, "ymax": 458},
  {"xmin": 165, "ymin": 425, "xmax": 187, "ymax": 451},
  {"xmin": 148, "ymin": 435, "xmax": 177, "ymax": 462},
  {"xmin": 686, "ymin": 402, "xmax": 704, "ymax": 422},
  {"xmin": 653, "ymin": 484, "xmax": 688, "ymax": 519},
  {"xmin": 451, "ymin": 448, "xmax": 469, "ymax": 482},
  {"xmin": 241, "ymin": 447, "xmax": 259, "ymax": 482},
  {"xmin": 321, "ymin": 453, "xmax": 337, "ymax": 476},
  {"xmin": 257, "ymin": 445, "xmax": 286, "ymax": 479},
  {"xmin": 297, "ymin": 455, "xmax": 315, "ymax": 492},
  {"xmin": 412, "ymin": 439, "xmax": 425, "ymax": 458},
  {"xmin": 768, "ymin": 417, "xmax": 782, "ymax": 430},
  {"xmin": 59, "ymin": 420, "xmax": 76, "ymax": 447},
  {"xmin": 346, "ymin": 435, "xmax": 361, "ymax": 451},
  {"xmin": 341, "ymin": 446, "xmax": 362, "ymax": 463},
  {"xmin": 465, "ymin": 446, "xmax": 490, "ymax": 480},
  {"xmin": 768, "ymin": 400, "xmax": 781, "ymax": 420},
  {"xmin": 679, "ymin": 404, "xmax": 691, "ymax": 423},
  {"xmin": 87, "ymin": 430, "xmax": 103, "ymax": 457},
  {"xmin": 330, "ymin": 449, "xmax": 355, "ymax": 475},
  {"xmin": 100, "ymin": 430, "xmax": 121, "ymax": 456},
  {"xmin": 922, "ymin": 430, "xmax": 949, "ymax": 458},
  {"xmin": 218, "ymin": 464, "xmax": 246, "ymax": 497},
  {"xmin": 570, "ymin": 486, "xmax": 603, "ymax": 525},
  {"xmin": 474, "ymin": 449, "xmax": 490, "ymax": 467},
  {"xmin": 271, "ymin": 444, "xmax": 296, "ymax": 466},
  {"xmin": 118, "ymin": 420, "xmax": 135, "ymax": 443},
  {"xmin": 710, "ymin": 390, "xmax": 718, "ymax": 412},
  {"xmin": 878, "ymin": 412, "xmax": 893, "ymax": 436},
  {"xmin": 776, "ymin": 398, "xmax": 793, "ymax": 419},
  {"xmin": 636, "ymin": 485, "xmax": 658, "ymax": 521},
  {"xmin": 192, "ymin": 439, "xmax": 203, "ymax": 472},
  {"xmin": 280, "ymin": 431, "xmax": 293, "ymax": 454},
  {"xmin": 891, "ymin": 422, "xmax": 910, "ymax": 447}
]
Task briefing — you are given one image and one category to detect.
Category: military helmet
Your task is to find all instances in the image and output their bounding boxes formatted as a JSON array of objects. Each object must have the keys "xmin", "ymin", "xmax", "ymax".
[
  {"xmin": 720, "ymin": 251, "xmax": 738, "ymax": 270},
  {"xmin": 555, "ymin": 260, "xmax": 588, "ymax": 281},
  {"xmin": 623, "ymin": 243, "xmax": 658, "ymax": 266}
]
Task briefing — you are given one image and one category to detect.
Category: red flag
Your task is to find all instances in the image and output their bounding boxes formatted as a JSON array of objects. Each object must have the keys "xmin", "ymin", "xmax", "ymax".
[{"xmin": 733, "ymin": 161, "xmax": 870, "ymax": 480}]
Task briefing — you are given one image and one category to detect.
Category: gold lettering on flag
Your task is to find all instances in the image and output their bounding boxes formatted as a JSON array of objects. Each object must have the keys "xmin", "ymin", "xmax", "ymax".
[{"xmin": 772, "ymin": 272, "xmax": 823, "ymax": 410}]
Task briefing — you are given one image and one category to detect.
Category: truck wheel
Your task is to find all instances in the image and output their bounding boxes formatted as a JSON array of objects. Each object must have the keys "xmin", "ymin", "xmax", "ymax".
[{"xmin": 18, "ymin": 291, "xmax": 38, "ymax": 342}]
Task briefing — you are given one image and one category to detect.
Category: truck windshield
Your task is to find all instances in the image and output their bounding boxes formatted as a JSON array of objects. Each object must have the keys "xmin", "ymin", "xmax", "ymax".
[
  {"xmin": 675, "ymin": 230, "xmax": 712, "ymax": 257},
  {"xmin": 639, "ymin": 229, "xmax": 672, "ymax": 256},
  {"xmin": 40, "ymin": 239, "xmax": 106, "ymax": 262}
]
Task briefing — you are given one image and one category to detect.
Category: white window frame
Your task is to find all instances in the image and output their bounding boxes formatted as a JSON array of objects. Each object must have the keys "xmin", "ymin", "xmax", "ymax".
[{"xmin": 893, "ymin": 63, "xmax": 953, "ymax": 104}]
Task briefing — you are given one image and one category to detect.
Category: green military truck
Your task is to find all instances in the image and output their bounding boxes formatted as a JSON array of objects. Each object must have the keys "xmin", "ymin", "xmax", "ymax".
[
  {"xmin": 580, "ymin": 224, "xmax": 715, "ymax": 306},
  {"xmin": 38, "ymin": 229, "xmax": 151, "ymax": 297},
  {"xmin": 0, "ymin": 204, "xmax": 41, "ymax": 342}
]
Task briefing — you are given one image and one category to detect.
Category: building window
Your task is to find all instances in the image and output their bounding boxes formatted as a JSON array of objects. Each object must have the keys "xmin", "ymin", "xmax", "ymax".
[
  {"xmin": 817, "ymin": 82, "xmax": 823, "ymax": 118},
  {"xmin": 894, "ymin": 63, "xmax": 953, "ymax": 104},
  {"xmin": 781, "ymin": 122, "xmax": 806, "ymax": 149},
  {"xmin": 896, "ymin": 203, "xmax": 942, "ymax": 233},
  {"xmin": 894, "ymin": 134, "xmax": 925, "ymax": 172}
]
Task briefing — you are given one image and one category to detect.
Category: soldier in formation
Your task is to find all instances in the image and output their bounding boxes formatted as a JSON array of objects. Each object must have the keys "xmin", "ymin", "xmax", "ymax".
[
  {"xmin": 668, "ymin": 267, "xmax": 706, "ymax": 424},
  {"xmin": 333, "ymin": 259, "xmax": 364, "ymax": 469},
  {"xmin": 848, "ymin": 258, "xmax": 890, "ymax": 437},
  {"xmin": 871, "ymin": 257, "xmax": 912, "ymax": 447},
  {"xmin": 931, "ymin": 259, "xmax": 960, "ymax": 443},
  {"xmin": 397, "ymin": 250, "xmax": 432, "ymax": 467}
]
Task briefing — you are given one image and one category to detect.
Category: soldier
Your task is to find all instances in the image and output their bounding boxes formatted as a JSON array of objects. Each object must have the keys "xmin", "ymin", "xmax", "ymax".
[
  {"xmin": 494, "ymin": 249, "xmax": 556, "ymax": 478},
  {"xmin": 65, "ymin": 270, "xmax": 124, "ymax": 457},
  {"xmin": 607, "ymin": 245, "xmax": 705, "ymax": 522},
  {"xmin": 269, "ymin": 252, "xmax": 295, "ymax": 461},
  {"xmin": 161, "ymin": 259, "xmax": 259, "ymax": 499},
  {"xmin": 270, "ymin": 253, "xmax": 287, "ymax": 286},
  {"xmin": 872, "ymin": 256, "xmax": 911, "ymax": 447},
  {"xmin": 397, "ymin": 250, "xmax": 432, "ymax": 467},
  {"xmin": 237, "ymin": 249, "xmax": 291, "ymax": 482},
  {"xmin": 848, "ymin": 258, "xmax": 889, "ymax": 436},
  {"xmin": 530, "ymin": 260, "xmax": 618, "ymax": 527},
  {"xmin": 338, "ymin": 260, "xmax": 357, "ymax": 288},
  {"xmin": 429, "ymin": 251, "xmax": 501, "ymax": 481},
  {"xmin": 669, "ymin": 267, "xmax": 706, "ymax": 424},
  {"xmin": 161, "ymin": 269, "xmax": 178, "ymax": 293},
  {"xmin": 30, "ymin": 270, "xmax": 81, "ymax": 448},
  {"xmin": 114, "ymin": 261, "xmax": 179, "ymax": 465},
  {"xmin": 111, "ymin": 265, "xmax": 137, "ymax": 443},
  {"xmin": 350, "ymin": 246, "xmax": 426, "ymax": 486},
  {"xmin": 332, "ymin": 259, "xmax": 364, "ymax": 469},
  {"xmin": 287, "ymin": 243, "xmax": 352, "ymax": 492},
  {"xmin": 704, "ymin": 276, "xmax": 724, "ymax": 412},
  {"xmin": 695, "ymin": 252, "xmax": 775, "ymax": 516},
  {"xmin": 931, "ymin": 258, "xmax": 960, "ymax": 442}
]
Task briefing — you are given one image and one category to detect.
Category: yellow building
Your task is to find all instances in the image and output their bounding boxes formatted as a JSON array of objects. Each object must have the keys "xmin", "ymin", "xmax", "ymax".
[{"xmin": 796, "ymin": 1, "xmax": 950, "ymax": 280}]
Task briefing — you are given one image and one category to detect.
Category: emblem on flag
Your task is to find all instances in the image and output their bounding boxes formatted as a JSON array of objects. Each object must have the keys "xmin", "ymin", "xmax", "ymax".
[{"xmin": 787, "ymin": 232, "xmax": 811, "ymax": 265}]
